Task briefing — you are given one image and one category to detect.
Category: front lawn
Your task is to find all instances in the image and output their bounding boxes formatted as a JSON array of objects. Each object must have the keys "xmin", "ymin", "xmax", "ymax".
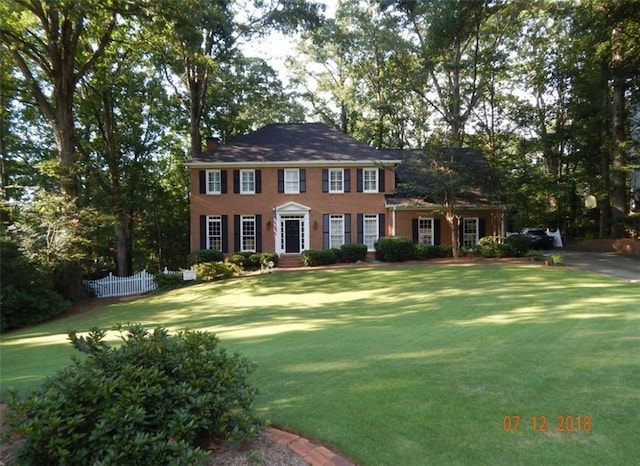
[{"xmin": 1, "ymin": 264, "xmax": 639, "ymax": 465}]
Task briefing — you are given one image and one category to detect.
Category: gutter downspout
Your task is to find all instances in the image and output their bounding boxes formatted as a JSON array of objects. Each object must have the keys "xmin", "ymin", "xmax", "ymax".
[{"xmin": 390, "ymin": 205, "xmax": 397, "ymax": 236}]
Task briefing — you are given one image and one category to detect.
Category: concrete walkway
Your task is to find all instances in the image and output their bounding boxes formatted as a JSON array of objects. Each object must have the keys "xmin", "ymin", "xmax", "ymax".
[{"xmin": 562, "ymin": 250, "xmax": 640, "ymax": 283}]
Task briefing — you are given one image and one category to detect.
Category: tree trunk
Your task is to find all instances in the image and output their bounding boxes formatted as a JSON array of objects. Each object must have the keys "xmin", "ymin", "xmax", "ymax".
[
  {"xmin": 114, "ymin": 217, "xmax": 131, "ymax": 276},
  {"xmin": 446, "ymin": 210, "xmax": 460, "ymax": 259},
  {"xmin": 610, "ymin": 38, "xmax": 627, "ymax": 238},
  {"xmin": 599, "ymin": 74, "xmax": 612, "ymax": 238}
]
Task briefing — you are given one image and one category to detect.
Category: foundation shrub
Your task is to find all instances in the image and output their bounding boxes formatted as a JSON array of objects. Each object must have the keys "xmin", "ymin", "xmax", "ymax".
[
  {"xmin": 188, "ymin": 249, "xmax": 224, "ymax": 266},
  {"xmin": 259, "ymin": 252, "xmax": 279, "ymax": 268},
  {"xmin": 375, "ymin": 237, "xmax": 414, "ymax": 262},
  {"xmin": 228, "ymin": 251, "xmax": 262, "ymax": 271},
  {"xmin": 475, "ymin": 236, "xmax": 504, "ymax": 258},
  {"xmin": 414, "ymin": 244, "xmax": 453, "ymax": 260},
  {"xmin": 339, "ymin": 243, "xmax": 368, "ymax": 263},
  {"xmin": 505, "ymin": 234, "xmax": 532, "ymax": 256},
  {"xmin": 300, "ymin": 249, "xmax": 337, "ymax": 266},
  {"xmin": 6, "ymin": 324, "xmax": 259, "ymax": 466}
]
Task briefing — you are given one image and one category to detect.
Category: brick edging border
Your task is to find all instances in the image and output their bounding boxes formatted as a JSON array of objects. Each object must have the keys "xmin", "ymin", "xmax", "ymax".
[{"xmin": 265, "ymin": 427, "xmax": 356, "ymax": 466}]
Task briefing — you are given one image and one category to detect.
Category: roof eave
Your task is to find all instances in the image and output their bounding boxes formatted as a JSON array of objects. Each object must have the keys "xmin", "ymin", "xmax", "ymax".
[{"xmin": 185, "ymin": 159, "xmax": 402, "ymax": 169}]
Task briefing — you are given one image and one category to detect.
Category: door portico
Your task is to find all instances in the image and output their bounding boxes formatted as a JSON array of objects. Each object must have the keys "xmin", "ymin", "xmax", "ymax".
[{"xmin": 274, "ymin": 202, "xmax": 310, "ymax": 255}]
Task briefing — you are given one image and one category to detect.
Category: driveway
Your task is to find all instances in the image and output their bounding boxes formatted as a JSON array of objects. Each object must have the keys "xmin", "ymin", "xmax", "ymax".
[{"xmin": 562, "ymin": 250, "xmax": 640, "ymax": 283}]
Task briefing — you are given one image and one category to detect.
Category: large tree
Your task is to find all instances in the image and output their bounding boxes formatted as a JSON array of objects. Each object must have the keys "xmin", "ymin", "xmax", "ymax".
[
  {"xmin": 386, "ymin": 0, "xmax": 505, "ymax": 147},
  {"xmin": 0, "ymin": 0, "xmax": 135, "ymax": 299}
]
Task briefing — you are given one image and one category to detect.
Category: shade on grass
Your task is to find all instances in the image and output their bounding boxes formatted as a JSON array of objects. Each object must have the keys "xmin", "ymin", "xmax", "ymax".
[{"xmin": 1, "ymin": 264, "xmax": 639, "ymax": 465}]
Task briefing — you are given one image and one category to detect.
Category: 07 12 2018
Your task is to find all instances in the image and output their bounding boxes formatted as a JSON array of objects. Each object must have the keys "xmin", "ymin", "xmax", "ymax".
[{"xmin": 502, "ymin": 415, "xmax": 592, "ymax": 433}]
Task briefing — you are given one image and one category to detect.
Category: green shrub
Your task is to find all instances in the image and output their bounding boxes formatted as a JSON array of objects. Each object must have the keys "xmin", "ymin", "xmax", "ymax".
[
  {"xmin": 547, "ymin": 253, "xmax": 566, "ymax": 265},
  {"xmin": 375, "ymin": 237, "xmax": 414, "ymax": 262},
  {"xmin": 526, "ymin": 250, "xmax": 546, "ymax": 261},
  {"xmin": 339, "ymin": 243, "xmax": 368, "ymax": 263},
  {"xmin": 6, "ymin": 324, "xmax": 259, "ymax": 465},
  {"xmin": 259, "ymin": 252, "xmax": 278, "ymax": 269},
  {"xmin": 505, "ymin": 234, "xmax": 532, "ymax": 256},
  {"xmin": 188, "ymin": 249, "xmax": 225, "ymax": 266},
  {"xmin": 414, "ymin": 244, "xmax": 453, "ymax": 260},
  {"xmin": 228, "ymin": 251, "xmax": 262, "ymax": 271},
  {"xmin": 192, "ymin": 261, "xmax": 235, "ymax": 281},
  {"xmin": 474, "ymin": 236, "xmax": 504, "ymax": 258},
  {"xmin": 153, "ymin": 271, "xmax": 187, "ymax": 290},
  {"xmin": 300, "ymin": 249, "xmax": 337, "ymax": 266},
  {"xmin": 0, "ymin": 238, "xmax": 68, "ymax": 332},
  {"xmin": 475, "ymin": 236, "xmax": 531, "ymax": 258}
]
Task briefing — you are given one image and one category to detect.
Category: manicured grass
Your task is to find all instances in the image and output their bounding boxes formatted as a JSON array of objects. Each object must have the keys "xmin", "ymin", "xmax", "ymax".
[{"xmin": 2, "ymin": 264, "xmax": 639, "ymax": 465}]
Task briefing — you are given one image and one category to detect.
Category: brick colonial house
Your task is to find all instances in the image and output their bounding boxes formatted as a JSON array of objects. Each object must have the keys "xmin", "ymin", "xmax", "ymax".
[{"xmin": 187, "ymin": 123, "xmax": 504, "ymax": 261}]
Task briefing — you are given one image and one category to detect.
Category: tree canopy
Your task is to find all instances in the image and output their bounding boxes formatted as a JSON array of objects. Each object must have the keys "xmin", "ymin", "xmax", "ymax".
[{"xmin": 1, "ymin": 0, "xmax": 639, "ymax": 306}]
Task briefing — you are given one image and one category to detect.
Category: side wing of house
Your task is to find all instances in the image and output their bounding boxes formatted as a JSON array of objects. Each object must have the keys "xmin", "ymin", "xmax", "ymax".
[{"xmin": 387, "ymin": 199, "xmax": 505, "ymax": 250}]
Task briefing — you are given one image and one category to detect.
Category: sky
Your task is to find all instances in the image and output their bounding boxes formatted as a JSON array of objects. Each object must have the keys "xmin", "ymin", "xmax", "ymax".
[{"xmin": 240, "ymin": 0, "xmax": 337, "ymax": 82}]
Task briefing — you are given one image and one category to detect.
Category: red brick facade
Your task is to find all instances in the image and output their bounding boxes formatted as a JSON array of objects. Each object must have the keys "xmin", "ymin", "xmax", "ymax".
[
  {"xmin": 189, "ymin": 164, "xmax": 397, "ymax": 254},
  {"xmin": 187, "ymin": 124, "xmax": 504, "ymax": 256}
]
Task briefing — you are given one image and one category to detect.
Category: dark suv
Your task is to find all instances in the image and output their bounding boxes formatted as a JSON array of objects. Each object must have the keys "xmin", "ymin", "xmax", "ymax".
[{"xmin": 520, "ymin": 228, "xmax": 554, "ymax": 249}]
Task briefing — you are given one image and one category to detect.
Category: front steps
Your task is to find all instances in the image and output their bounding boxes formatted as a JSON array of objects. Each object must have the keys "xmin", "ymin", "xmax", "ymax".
[{"xmin": 278, "ymin": 254, "xmax": 303, "ymax": 269}]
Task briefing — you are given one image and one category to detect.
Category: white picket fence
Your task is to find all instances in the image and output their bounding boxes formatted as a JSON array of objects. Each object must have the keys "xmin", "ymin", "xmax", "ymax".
[{"xmin": 84, "ymin": 270, "xmax": 158, "ymax": 298}]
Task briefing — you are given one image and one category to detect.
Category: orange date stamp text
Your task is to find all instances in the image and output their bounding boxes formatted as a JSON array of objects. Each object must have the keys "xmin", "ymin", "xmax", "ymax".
[{"xmin": 502, "ymin": 415, "xmax": 592, "ymax": 433}]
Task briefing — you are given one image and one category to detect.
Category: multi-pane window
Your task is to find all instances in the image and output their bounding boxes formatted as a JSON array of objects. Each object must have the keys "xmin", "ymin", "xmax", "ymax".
[
  {"xmin": 329, "ymin": 169, "xmax": 344, "ymax": 193},
  {"xmin": 241, "ymin": 215, "xmax": 256, "ymax": 251},
  {"xmin": 462, "ymin": 217, "xmax": 478, "ymax": 248},
  {"xmin": 240, "ymin": 170, "xmax": 255, "ymax": 194},
  {"xmin": 206, "ymin": 170, "xmax": 221, "ymax": 194},
  {"xmin": 284, "ymin": 169, "xmax": 300, "ymax": 194},
  {"xmin": 418, "ymin": 217, "xmax": 434, "ymax": 245},
  {"xmin": 363, "ymin": 168, "xmax": 378, "ymax": 192},
  {"xmin": 329, "ymin": 215, "xmax": 345, "ymax": 248},
  {"xmin": 207, "ymin": 215, "xmax": 222, "ymax": 250},
  {"xmin": 363, "ymin": 214, "xmax": 378, "ymax": 250}
]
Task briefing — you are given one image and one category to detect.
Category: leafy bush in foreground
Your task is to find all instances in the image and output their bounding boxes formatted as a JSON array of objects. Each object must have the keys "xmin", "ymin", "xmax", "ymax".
[{"xmin": 7, "ymin": 324, "xmax": 259, "ymax": 465}]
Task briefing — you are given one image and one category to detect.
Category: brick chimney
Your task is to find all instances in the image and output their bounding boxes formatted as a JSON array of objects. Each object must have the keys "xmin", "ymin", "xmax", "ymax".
[{"xmin": 205, "ymin": 137, "xmax": 220, "ymax": 152}]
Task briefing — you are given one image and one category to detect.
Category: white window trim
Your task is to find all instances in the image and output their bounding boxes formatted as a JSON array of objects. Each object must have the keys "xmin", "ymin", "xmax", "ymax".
[
  {"xmin": 240, "ymin": 215, "xmax": 256, "ymax": 251},
  {"xmin": 329, "ymin": 168, "xmax": 344, "ymax": 193},
  {"xmin": 284, "ymin": 168, "xmax": 300, "ymax": 194},
  {"xmin": 329, "ymin": 214, "xmax": 345, "ymax": 249},
  {"xmin": 363, "ymin": 214, "xmax": 379, "ymax": 251},
  {"xmin": 462, "ymin": 217, "xmax": 479, "ymax": 248},
  {"xmin": 363, "ymin": 168, "xmax": 378, "ymax": 193},
  {"xmin": 418, "ymin": 217, "xmax": 434, "ymax": 245},
  {"xmin": 207, "ymin": 215, "xmax": 222, "ymax": 250},
  {"xmin": 206, "ymin": 170, "xmax": 221, "ymax": 195},
  {"xmin": 240, "ymin": 169, "xmax": 255, "ymax": 194}
]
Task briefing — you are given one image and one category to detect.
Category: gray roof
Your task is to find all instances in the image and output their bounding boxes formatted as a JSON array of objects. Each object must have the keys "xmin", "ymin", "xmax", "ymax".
[{"xmin": 188, "ymin": 122, "xmax": 401, "ymax": 165}]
